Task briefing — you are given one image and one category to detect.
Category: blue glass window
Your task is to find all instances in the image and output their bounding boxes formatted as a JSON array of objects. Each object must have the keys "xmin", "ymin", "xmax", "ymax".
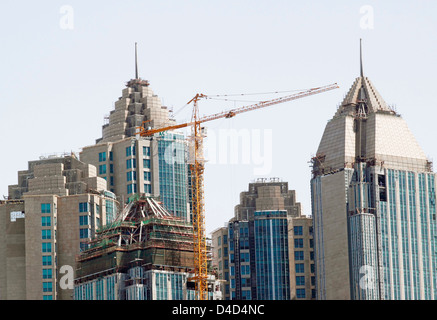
[
  {"xmin": 41, "ymin": 203, "xmax": 51, "ymax": 214},
  {"xmin": 43, "ymin": 282, "xmax": 53, "ymax": 292},
  {"xmin": 42, "ymin": 256, "xmax": 52, "ymax": 266},
  {"xmin": 99, "ymin": 164, "xmax": 106, "ymax": 174},
  {"xmin": 296, "ymin": 288, "xmax": 306, "ymax": 298},
  {"xmin": 98, "ymin": 152, "xmax": 106, "ymax": 162},
  {"xmin": 42, "ymin": 243, "xmax": 52, "ymax": 253},
  {"xmin": 296, "ymin": 276, "xmax": 305, "ymax": 286},
  {"xmin": 80, "ymin": 228, "xmax": 89, "ymax": 239},
  {"xmin": 294, "ymin": 226, "xmax": 303, "ymax": 235},
  {"xmin": 143, "ymin": 159, "xmax": 150, "ymax": 168},
  {"xmin": 295, "ymin": 263, "xmax": 305, "ymax": 273},
  {"xmin": 42, "ymin": 230, "xmax": 51, "ymax": 240},
  {"xmin": 79, "ymin": 202, "xmax": 88, "ymax": 213},
  {"xmin": 144, "ymin": 171, "xmax": 151, "ymax": 181},
  {"xmin": 79, "ymin": 215, "xmax": 89, "ymax": 226},
  {"xmin": 143, "ymin": 146, "xmax": 150, "ymax": 156},
  {"xmin": 43, "ymin": 269, "xmax": 52, "ymax": 279},
  {"xmin": 295, "ymin": 251, "xmax": 304, "ymax": 261},
  {"xmin": 294, "ymin": 238, "xmax": 304, "ymax": 248},
  {"xmin": 144, "ymin": 184, "xmax": 152, "ymax": 194},
  {"xmin": 41, "ymin": 216, "xmax": 51, "ymax": 227}
]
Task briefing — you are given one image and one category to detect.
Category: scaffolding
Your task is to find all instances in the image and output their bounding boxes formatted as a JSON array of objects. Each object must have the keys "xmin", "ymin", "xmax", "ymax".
[{"xmin": 75, "ymin": 195, "xmax": 198, "ymax": 282}]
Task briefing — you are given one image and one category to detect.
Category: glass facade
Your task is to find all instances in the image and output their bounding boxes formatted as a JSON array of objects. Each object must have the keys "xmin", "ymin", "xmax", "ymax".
[
  {"xmin": 253, "ymin": 210, "xmax": 290, "ymax": 300},
  {"xmin": 157, "ymin": 132, "xmax": 188, "ymax": 220},
  {"xmin": 377, "ymin": 169, "xmax": 437, "ymax": 300}
]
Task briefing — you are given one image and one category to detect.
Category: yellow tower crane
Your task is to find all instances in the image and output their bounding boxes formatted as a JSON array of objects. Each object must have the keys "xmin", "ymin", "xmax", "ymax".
[{"xmin": 137, "ymin": 82, "xmax": 339, "ymax": 300}]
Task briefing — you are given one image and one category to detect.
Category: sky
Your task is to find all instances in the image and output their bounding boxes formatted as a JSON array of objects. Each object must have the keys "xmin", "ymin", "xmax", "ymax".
[{"xmin": 0, "ymin": 1, "xmax": 436, "ymax": 235}]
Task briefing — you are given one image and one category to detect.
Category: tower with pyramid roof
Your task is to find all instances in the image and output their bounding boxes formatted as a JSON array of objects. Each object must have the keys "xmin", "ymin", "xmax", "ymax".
[
  {"xmin": 311, "ymin": 40, "xmax": 437, "ymax": 300},
  {"xmin": 80, "ymin": 43, "xmax": 190, "ymax": 221}
]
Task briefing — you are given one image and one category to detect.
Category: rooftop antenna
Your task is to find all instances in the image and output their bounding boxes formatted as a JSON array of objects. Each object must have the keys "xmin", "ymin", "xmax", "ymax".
[
  {"xmin": 360, "ymin": 38, "xmax": 364, "ymax": 78},
  {"xmin": 135, "ymin": 42, "xmax": 139, "ymax": 79}
]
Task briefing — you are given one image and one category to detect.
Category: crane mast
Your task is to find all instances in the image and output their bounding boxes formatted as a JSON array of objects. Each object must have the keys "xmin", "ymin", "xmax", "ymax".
[{"xmin": 137, "ymin": 83, "xmax": 339, "ymax": 300}]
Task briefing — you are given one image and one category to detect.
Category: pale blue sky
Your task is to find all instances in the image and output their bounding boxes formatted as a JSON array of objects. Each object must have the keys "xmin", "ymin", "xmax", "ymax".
[{"xmin": 1, "ymin": 1, "xmax": 436, "ymax": 234}]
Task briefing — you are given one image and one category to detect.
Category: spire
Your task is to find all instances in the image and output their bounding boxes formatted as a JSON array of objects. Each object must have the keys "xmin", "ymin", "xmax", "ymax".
[
  {"xmin": 135, "ymin": 42, "xmax": 139, "ymax": 79},
  {"xmin": 360, "ymin": 38, "xmax": 364, "ymax": 78}
]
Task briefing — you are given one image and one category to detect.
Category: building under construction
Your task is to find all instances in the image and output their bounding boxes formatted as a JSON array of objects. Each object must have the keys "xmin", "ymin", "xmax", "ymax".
[{"xmin": 74, "ymin": 194, "xmax": 223, "ymax": 300}]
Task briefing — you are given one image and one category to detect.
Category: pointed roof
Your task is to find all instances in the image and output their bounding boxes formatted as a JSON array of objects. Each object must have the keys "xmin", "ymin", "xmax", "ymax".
[
  {"xmin": 334, "ymin": 40, "xmax": 395, "ymax": 118},
  {"xmin": 314, "ymin": 40, "xmax": 430, "ymax": 174}
]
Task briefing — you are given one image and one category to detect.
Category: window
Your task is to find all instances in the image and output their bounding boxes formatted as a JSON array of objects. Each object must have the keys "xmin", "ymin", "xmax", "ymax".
[
  {"xmin": 42, "ymin": 230, "xmax": 51, "ymax": 240},
  {"xmin": 144, "ymin": 171, "xmax": 151, "ymax": 181},
  {"xmin": 296, "ymin": 276, "xmax": 305, "ymax": 286},
  {"xmin": 296, "ymin": 288, "xmax": 306, "ymax": 299},
  {"xmin": 294, "ymin": 226, "xmax": 303, "ymax": 235},
  {"xmin": 80, "ymin": 242, "xmax": 88, "ymax": 252},
  {"xmin": 143, "ymin": 159, "xmax": 151, "ymax": 168},
  {"xmin": 41, "ymin": 217, "xmax": 51, "ymax": 227},
  {"xmin": 110, "ymin": 164, "xmax": 114, "ymax": 173},
  {"xmin": 242, "ymin": 290, "xmax": 251, "ymax": 300},
  {"xmin": 43, "ymin": 295, "xmax": 53, "ymax": 300},
  {"xmin": 43, "ymin": 269, "xmax": 52, "ymax": 279},
  {"xmin": 295, "ymin": 251, "xmax": 304, "ymax": 261},
  {"xmin": 43, "ymin": 282, "xmax": 52, "ymax": 292},
  {"xmin": 99, "ymin": 152, "xmax": 106, "ymax": 162},
  {"xmin": 240, "ymin": 252, "xmax": 250, "ymax": 262},
  {"xmin": 110, "ymin": 176, "xmax": 114, "ymax": 186},
  {"xmin": 42, "ymin": 243, "xmax": 52, "ymax": 253},
  {"xmin": 127, "ymin": 171, "xmax": 133, "ymax": 182},
  {"xmin": 241, "ymin": 278, "xmax": 250, "ymax": 287},
  {"xmin": 241, "ymin": 265, "xmax": 250, "ymax": 275},
  {"xmin": 99, "ymin": 164, "xmax": 106, "ymax": 174},
  {"xmin": 127, "ymin": 183, "xmax": 137, "ymax": 194},
  {"xmin": 79, "ymin": 215, "xmax": 89, "ymax": 226},
  {"xmin": 309, "ymin": 239, "xmax": 314, "ymax": 248},
  {"xmin": 42, "ymin": 256, "xmax": 52, "ymax": 266},
  {"xmin": 294, "ymin": 238, "xmax": 304, "ymax": 248},
  {"xmin": 126, "ymin": 147, "xmax": 132, "ymax": 157},
  {"xmin": 295, "ymin": 263, "xmax": 305, "ymax": 273},
  {"xmin": 79, "ymin": 202, "xmax": 89, "ymax": 213},
  {"xmin": 144, "ymin": 184, "xmax": 152, "ymax": 194},
  {"xmin": 311, "ymin": 276, "xmax": 315, "ymax": 286},
  {"xmin": 126, "ymin": 159, "xmax": 132, "ymax": 169},
  {"xmin": 41, "ymin": 203, "xmax": 51, "ymax": 214},
  {"xmin": 143, "ymin": 146, "xmax": 150, "ymax": 156},
  {"xmin": 80, "ymin": 228, "xmax": 89, "ymax": 239},
  {"xmin": 311, "ymin": 264, "xmax": 315, "ymax": 273},
  {"xmin": 310, "ymin": 251, "xmax": 314, "ymax": 261},
  {"xmin": 109, "ymin": 151, "xmax": 113, "ymax": 161}
]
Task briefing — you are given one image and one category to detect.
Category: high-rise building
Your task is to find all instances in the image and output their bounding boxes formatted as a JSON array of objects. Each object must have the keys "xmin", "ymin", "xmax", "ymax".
[
  {"xmin": 311, "ymin": 42, "xmax": 437, "ymax": 300},
  {"xmin": 74, "ymin": 195, "xmax": 222, "ymax": 300},
  {"xmin": 80, "ymin": 45, "xmax": 189, "ymax": 221},
  {"xmin": 212, "ymin": 178, "xmax": 315, "ymax": 300},
  {"xmin": 0, "ymin": 154, "xmax": 117, "ymax": 300}
]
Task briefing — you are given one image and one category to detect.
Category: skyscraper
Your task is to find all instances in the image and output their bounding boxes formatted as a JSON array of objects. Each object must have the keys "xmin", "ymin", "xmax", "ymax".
[
  {"xmin": 0, "ymin": 154, "xmax": 117, "ymax": 300},
  {"xmin": 311, "ymin": 41, "xmax": 437, "ymax": 300},
  {"xmin": 80, "ymin": 44, "xmax": 190, "ymax": 221},
  {"xmin": 212, "ymin": 178, "xmax": 315, "ymax": 300}
]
